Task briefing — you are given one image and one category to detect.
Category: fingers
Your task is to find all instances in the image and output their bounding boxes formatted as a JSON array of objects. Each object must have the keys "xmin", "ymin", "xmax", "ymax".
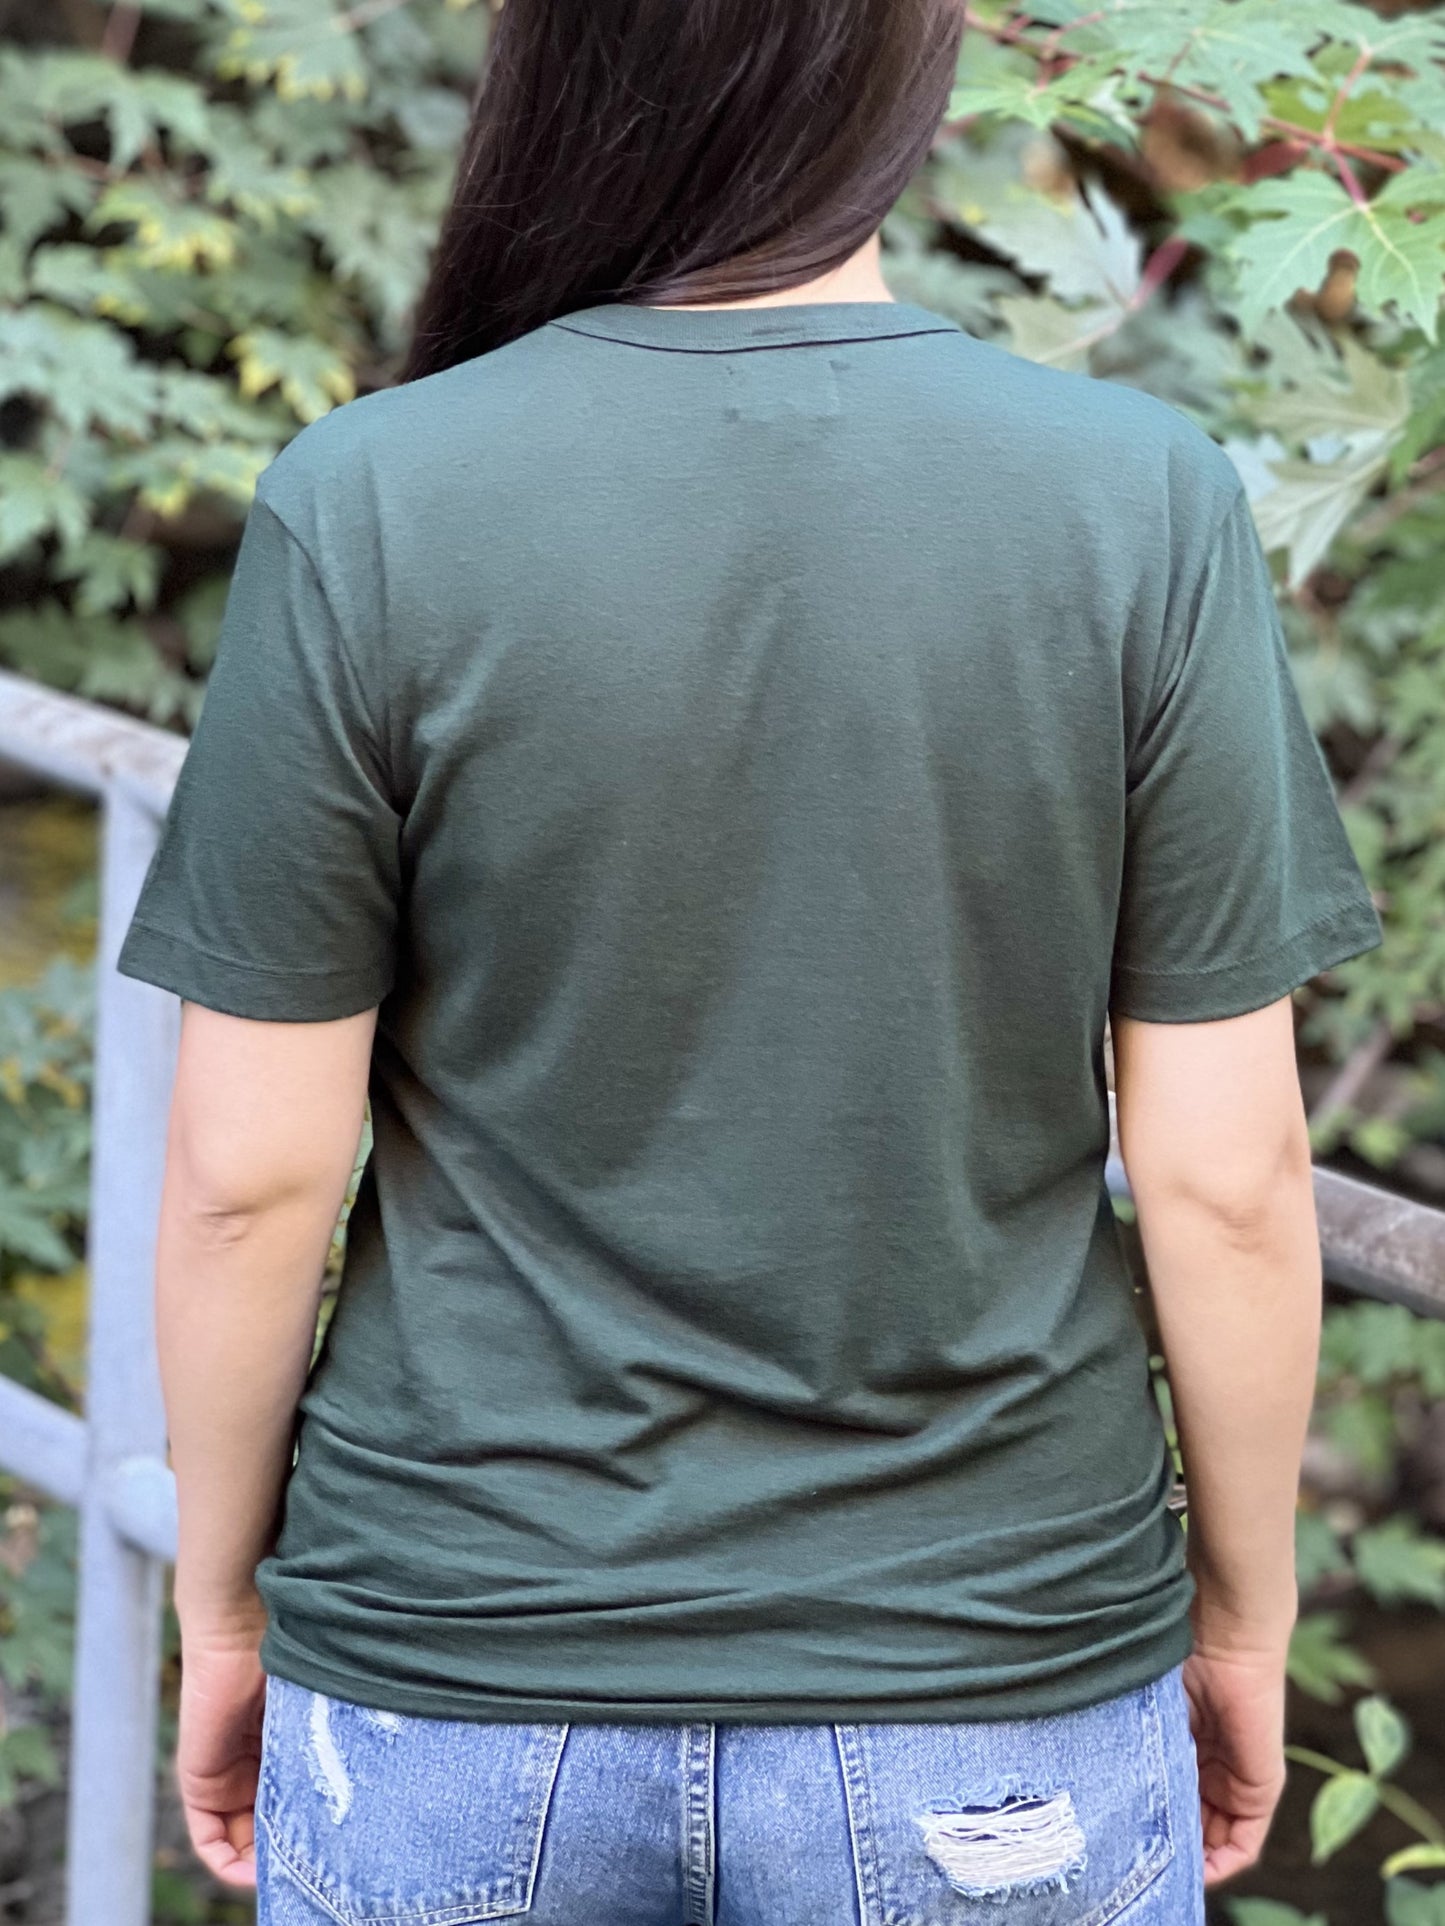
[
  {"xmin": 1201, "ymin": 1801, "xmax": 1275, "ymax": 1888},
  {"xmin": 185, "ymin": 1800, "xmax": 258, "ymax": 1890}
]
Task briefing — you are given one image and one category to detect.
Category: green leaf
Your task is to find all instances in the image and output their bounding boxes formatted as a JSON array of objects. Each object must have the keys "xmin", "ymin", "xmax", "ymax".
[
  {"xmin": 0, "ymin": 1723, "xmax": 59, "ymax": 1790},
  {"xmin": 1288, "ymin": 1612, "xmax": 1376, "ymax": 1703},
  {"xmin": 0, "ymin": 1177, "xmax": 77, "ymax": 1269},
  {"xmin": 28, "ymin": 243, "xmax": 160, "ymax": 329},
  {"xmin": 1356, "ymin": 169, "xmax": 1445, "ymax": 344},
  {"xmin": 90, "ymin": 180, "xmax": 238, "ymax": 271},
  {"xmin": 0, "ymin": 156, "xmax": 95, "ymax": 256},
  {"xmin": 0, "ymin": 455, "xmax": 90, "ymax": 563},
  {"xmin": 109, "ymin": 436, "xmax": 271, "ymax": 514},
  {"xmin": 880, "ymin": 235, "xmax": 1017, "ymax": 334},
  {"xmin": 53, "ymin": 533, "xmax": 162, "ymax": 615},
  {"xmin": 0, "ymin": 306, "xmax": 158, "ymax": 437},
  {"xmin": 1024, "ymin": 0, "xmax": 1375, "ymax": 136},
  {"xmin": 950, "ymin": 62, "xmax": 1091, "ymax": 137},
  {"xmin": 1392, "ymin": 347, "xmax": 1445, "ymax": 482},
  {"xmin": 1223, "ymin": 171, "xmax": 1445, "ymax": 340},
  {"xmin": 1353, "ymin": 1518, "xmax": 1445, "ymax": 1608},
  {"xmin": 1239, "ymin": 328, "xmax": 1410, "ymax": 582},
  {"xmin": 1355, "ymin": 1694, "xmax": 1410, "ymax": 1777},
  {"xmin": 1360, "ymin": 11, "xmax": 1445, "ymax": 68},
  {"xmin": 0, "ymin": 603, "xmax": 196, "ymax": 725},
  {"xmin": 1296, "ymin": 1509, "xmax": 1351, "ymax": 1589},
  {"xmin": 1309, "ymin": 1768, "xmax": 1380, "ymax": 1863},
  {"xmin": 1252, "ymin": 332, "xmax": 1410, "ymax": 450},
  {"xmin": 1319, "ymin": 1301, "xmax": 1429, "ymax": 1385},
  {"xmin": 388, "ymin": 83, "xmax": 470, "ymax": 154},
  {"xmin": 1249, "ymin": 441, "xmax": 1390, "ymax": 587},
  {"xmin": 1226, "ymin": 174, "xmax": 1358, "ymax": 331},
  {"xmin": 3, "ymin": 52, "xmax": 211, "ymax": 170},
  {"xmin": 1226, "ymin": 1903, "xmax": 1328, "ymax": 1926},
  {"xmin": 200, "ymin": 102, "xmax": 319, "ymax": 222},
  {"xmin": 301, "ymin": 164, "xmax": 441, "ymax": 329},
  {"xmin": 151, "ymin": 364, "xmax": 287, "ymax": 443},
  {"xmin": 229, "ymin": 326, "xmax": 355, "ymax": 421},
  {"xmin": 1350, "ymin": 1113, "xmax": 1412, "ymax": 1166},
  {"xmin": 213, "ymin": 0, "xmax": 371, "ymax": 104},
  {"xmin": 943, "ymin": 169, "xmax": 1142, "ymax": 308},
  {"xmin": 1385, "ymin": 1873, "xmax": 1445, "ymax": 1926},
  {"xmin": 1322, "ymin": 1390, "xmax": 1406, "ymax": 1480},
  {"xmin": 997, "ymin": 293, "xmax": 1112, "ymax": 370}
]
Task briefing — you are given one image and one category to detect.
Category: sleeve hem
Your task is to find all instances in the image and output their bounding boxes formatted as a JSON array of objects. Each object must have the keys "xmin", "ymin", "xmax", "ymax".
[
  {"xmin": 1110, "ymin": 899, "xmax": 1383, "ymax": 1024},
  {"xmin": 116, "ymin": 920, "xmax": 390, "ymax": 1023}
]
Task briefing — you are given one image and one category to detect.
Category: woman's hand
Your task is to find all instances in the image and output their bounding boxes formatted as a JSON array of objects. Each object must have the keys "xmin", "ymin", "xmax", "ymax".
[
  {"xmin": 175, "ymin": 1604, "xmax": 269, "ymax": 1890},
  {"xmin": 1183, "ymin": 1638, "xmax": 1289, "ymax": 1888}
]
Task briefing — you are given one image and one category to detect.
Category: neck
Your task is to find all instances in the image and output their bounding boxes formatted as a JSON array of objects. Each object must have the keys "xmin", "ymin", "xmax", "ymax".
[{"xmin": 655, "ymin": 236, "xmax": 893, "ymax": 312}]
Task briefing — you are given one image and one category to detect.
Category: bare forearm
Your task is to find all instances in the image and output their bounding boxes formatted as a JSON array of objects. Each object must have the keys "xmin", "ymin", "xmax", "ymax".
[
  {"xmin": 157, "ymin": 1196, "xmax": 332, "ymax": 1630},
  {"xmin": 1140, "ymin": 1189, "xmax": 1321, "ymax": 1647}
]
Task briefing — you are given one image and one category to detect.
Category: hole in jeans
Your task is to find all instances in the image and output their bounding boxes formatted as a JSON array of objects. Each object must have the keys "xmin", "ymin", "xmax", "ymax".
[
  {"xmin": 917, "ymin": 1790, "xmax": 1087, "ymax": 1898},
  {"xmin": 305, "ymin": 1694, "xmax": 353, "ymax": 1825}
]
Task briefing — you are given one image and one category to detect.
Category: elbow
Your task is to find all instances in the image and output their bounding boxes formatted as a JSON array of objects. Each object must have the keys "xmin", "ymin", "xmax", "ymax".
[
  {"xmin": 166, "ymin": 1128, "xmax": 320, "ymax": 1234},
  {"xmin": 169, "ymin": 1185, "xmax": 279, "ymax": 1251},
  {"xmin": 1131, "ymin": 1119, "xmax": 1316, "ymax": 1251}
]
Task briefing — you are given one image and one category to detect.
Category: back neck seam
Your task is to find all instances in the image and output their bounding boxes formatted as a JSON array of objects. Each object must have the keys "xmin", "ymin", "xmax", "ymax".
[{"xmin": 547, "ymin": 320, "xmax": 961, "ymax": 355}]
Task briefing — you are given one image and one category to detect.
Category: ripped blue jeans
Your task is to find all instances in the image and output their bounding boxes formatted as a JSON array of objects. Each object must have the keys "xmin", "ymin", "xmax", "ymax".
[{"xmin": 255, "ymin": 1660, "xmax": 1205, "ymax": 1925}]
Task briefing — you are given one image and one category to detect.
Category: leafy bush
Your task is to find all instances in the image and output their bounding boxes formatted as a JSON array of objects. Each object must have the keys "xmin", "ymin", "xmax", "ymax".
[
  {"xmin": 0, "ymin": 961, "xmax": 90, "ymax": 1814},
  {"xmin": 0, "ymin": 957, "xmax": 93, "ymax": 1404},
  {"xmin": 0, "ymin": 0, "xmax": 488, "ymax": 719}
]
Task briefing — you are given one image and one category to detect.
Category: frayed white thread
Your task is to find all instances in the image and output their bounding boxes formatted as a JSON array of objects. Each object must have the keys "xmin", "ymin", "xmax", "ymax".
[
  {"xmin": 918, "ymin": 1791, "xmax": 1087, "ymax": 1897},
  {"xmin": 359, "ymin": 1707, "xmax": 403, "ymax": 1740},
  {"xmin": 306, "ymin": 1693, "xmax": 353, "ymax": 1824}
]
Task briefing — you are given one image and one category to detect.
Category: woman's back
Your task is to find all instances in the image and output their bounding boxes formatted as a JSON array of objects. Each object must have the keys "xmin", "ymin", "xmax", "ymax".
[{"xmin": 121, "ymin": 294, "xmax": 1376, "ymax": 1724}]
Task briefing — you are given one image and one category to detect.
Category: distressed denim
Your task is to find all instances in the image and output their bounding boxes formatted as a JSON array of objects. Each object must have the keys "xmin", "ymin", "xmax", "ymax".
[{"xmin": 256, "ymin": 1660, "xmax": 1205, "ymax": 1925}]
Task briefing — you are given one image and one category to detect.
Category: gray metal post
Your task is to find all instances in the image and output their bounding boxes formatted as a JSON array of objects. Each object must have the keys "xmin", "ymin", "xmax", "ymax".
[{"xmin": 64, "ymin": 782, "xmax": 179, "ymax": 1926}]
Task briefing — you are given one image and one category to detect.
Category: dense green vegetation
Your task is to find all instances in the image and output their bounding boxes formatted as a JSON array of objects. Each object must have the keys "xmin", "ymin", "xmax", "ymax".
[{"xmin": 1, "ymin": 0, "xmax": 1444, "ymax": 1918}]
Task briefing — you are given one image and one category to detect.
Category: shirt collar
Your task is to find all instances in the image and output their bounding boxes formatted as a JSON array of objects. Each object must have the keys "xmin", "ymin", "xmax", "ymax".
[{"xmin": 548, "ymin": 299, "xmax": 960, "ymax": 354}]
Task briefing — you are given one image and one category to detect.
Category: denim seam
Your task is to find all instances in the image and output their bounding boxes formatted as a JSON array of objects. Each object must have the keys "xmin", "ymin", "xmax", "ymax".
[
  {"xmin": 264, "ymin": 1740, "xmax": 521, "ymax": 1924},
  {"xmin": 832, "ymin": 1726, "xmax": 885, "ymax": 1926},
  {"xmin": 680, "ymin": 1722, "xmax": 716, "ymax": 1926},
  {"xmin": 262, "ymin": 1812, "xmax": 531, "ymax": 1926},
  {"xmin": 256, "ymin": 1810, "xmax": 355, "ymax": 1926},
  {"xmin": 1075, "ymin": 1678, "xmax": 1176, "ymax": 1926},
  {"xmin": 515, "ymin": 1723, "xmax": 570, "ymax": 1911},
  {"xmin": 256, "ymin": 1698, "xmax": 566, "ymax": 1926}
]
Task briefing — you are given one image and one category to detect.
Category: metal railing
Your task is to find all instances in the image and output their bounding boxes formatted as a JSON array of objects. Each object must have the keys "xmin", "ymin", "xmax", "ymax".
[
  {"xmin": 0, "ymin": 669, "xmax": 185, "ymax": 1926},
  {"xmin": 0, "ymin": 665, "xmax": 1442, "ymax": 1926}
]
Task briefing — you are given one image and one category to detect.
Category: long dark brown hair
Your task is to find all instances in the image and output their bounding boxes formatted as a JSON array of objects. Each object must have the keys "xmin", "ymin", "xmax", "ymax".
[{"xmin": 402, "ymin": 0, "xmax": 963, "ymax": 380}]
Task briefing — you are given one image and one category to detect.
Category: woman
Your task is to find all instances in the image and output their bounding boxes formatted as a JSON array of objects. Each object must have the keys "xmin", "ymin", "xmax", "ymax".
[{"xmin": 118, "ymin": 1, "xmax": 1383, "ymax": 1920}]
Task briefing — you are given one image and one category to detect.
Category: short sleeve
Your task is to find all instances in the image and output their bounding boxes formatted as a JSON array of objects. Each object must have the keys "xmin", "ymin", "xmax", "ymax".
[
  {"xmin": 116, "ymin": 491, "xmax": 401, "ymax": 1021},
  {"xmin": 1111, "ymin": 485, "xmax": 1382, "ymax": 1023}
]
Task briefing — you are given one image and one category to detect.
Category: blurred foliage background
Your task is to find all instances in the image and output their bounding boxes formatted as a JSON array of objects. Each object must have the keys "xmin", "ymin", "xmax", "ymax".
[{"xmin": 1, "ymin": 0, "xmax": 1445, "ymax": 1919}]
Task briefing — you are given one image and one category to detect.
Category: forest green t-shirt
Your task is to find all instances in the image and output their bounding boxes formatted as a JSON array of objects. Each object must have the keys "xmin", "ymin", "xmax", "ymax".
[{"xmin": 118, "ymin": 298, "xmax": 1381, "ymax": 1724}]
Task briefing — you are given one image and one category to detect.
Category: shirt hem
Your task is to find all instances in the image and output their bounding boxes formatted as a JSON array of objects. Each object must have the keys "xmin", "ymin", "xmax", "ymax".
[
  {"xmin": 1110, "ymin": 898, "xmax": 1383, "ymax": 1024},
  {"xmin": 116, "ymin": 919, "xmax": 391, "ymax": 1022},
  {"xmin": 258, "ymin": 1614, "xmax": 1196, "ymax": 1728}
]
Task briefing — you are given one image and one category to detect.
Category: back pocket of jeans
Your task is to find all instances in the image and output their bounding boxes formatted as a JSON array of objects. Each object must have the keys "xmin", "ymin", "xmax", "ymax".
[
  {"xmin": 257, "ymin": 1675, "xmax": 568, "ymax": 1924},
  {"xmin": 836, "ymin": 1673, "xmax": 1176, "ymax": 1926}
]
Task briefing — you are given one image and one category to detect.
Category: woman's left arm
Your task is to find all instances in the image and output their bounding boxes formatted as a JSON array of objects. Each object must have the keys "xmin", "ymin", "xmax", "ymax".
[{"xmin": 157, "ymin": 999, "xmax": 376, "ymax": 1887}]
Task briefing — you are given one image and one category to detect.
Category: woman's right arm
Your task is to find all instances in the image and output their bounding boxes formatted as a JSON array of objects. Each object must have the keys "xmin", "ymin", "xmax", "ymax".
[{"xmin": 1112, "ymin": 993, "xmax": 1321, "ymax": 1887}]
